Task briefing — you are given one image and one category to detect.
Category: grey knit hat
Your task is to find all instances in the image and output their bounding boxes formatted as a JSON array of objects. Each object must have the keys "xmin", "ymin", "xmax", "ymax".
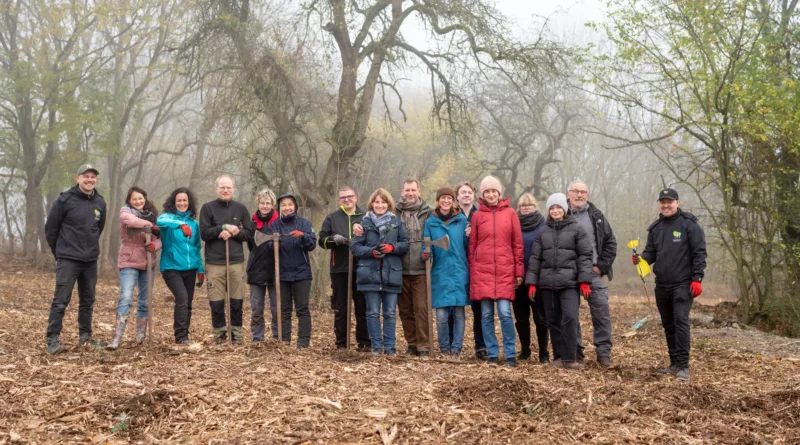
[{"xmin": 545, "ymin": 193, "xmax": 568, "ymax": 214}]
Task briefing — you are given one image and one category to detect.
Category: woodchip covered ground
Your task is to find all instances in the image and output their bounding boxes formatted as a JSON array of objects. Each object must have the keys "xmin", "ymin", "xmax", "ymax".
[{"xmin": 0, "ymin": 259, "xmax": 798, "ymax": 444}]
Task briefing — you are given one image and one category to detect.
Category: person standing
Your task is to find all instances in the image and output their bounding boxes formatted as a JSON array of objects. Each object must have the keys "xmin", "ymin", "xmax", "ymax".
[
  {"xmin": 44, "ymin": 164, "xmax": 108, "ymax": 354},
  {"xmin": 455, "ymin": 181, "xmax": 487, "ymax": 360},
  {"xmin": 157, "ymin": 187, "xmax": 204, "ymax": 344},
  {"xmin": 526, "ymin": 193, "xmax": 594, "ymax": 370},
  {"xmin": 513, "ymin": 193, "xmax": 550, "ymax": 363},
  {"xmin": 350, "ymin": 188, "xmax": 409, "ymax": 355},
  {"xmin": 634, "ymin": 188, "xmax": 706, "ymax": 381},
  {"xmin": 422, "ymin": 186, "xmax": 469, "ymax": 357},
  {"xmin": 395, "ymin": 179, "xmax": 433, "ymax": 356},
  {"xmin": 567, "ymin": 180, "xmax": 618, "ymax": 368},
  {"xmin": 199, "ymin": 175, "xmax": 254, "ymax": 344},
  {"xmin": 468, "ymin": 176, "xmax": 523, "ymax": 367},
  {"xmin": 108, "ymin": 187, "xmax": 162, "ymax": 349},
  {"xmin": 268, "ymin": 193, "xmax": 317, "ymax": 348},
  {"xmin": 246, "ymin": 188, "xmax": 280, "ymax": 343},
  {"xmin": 319, "ymin": 186, "xmax": 371, "ymax": 351}
]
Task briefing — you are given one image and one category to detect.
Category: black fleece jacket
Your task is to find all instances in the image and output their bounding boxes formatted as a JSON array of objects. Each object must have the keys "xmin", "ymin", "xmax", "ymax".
[{"xmin": 199, "ymin": 198, "xmax": 253, "ymax": 265}]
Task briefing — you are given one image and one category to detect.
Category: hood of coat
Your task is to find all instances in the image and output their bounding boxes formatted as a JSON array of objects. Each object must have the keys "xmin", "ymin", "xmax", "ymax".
[{"xmin": 478, "ymin": 197, "xmax": 510, "ymax": 212}]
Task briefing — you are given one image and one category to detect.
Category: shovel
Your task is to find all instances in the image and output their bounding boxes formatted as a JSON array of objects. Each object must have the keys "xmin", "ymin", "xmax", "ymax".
[
  {"xmin": 126, "ymin": 225, "xmax": 163, "ymax": 239},
  {"xmin": 146, "ymin": 231, "xmax": 153, "ymax": 346},
  {"xmin": 346, "ymin": 250, "xmax": 353, "ymax": 350},
  {"xmin": 411, "ymin": 235, "xmax": 450, "ymax": 251},
  {"xmin": 224, "ymin": 239, "xmax": 232, "ymax": 345},
  {"xmin": 254, "ymin": 230, "xmax": 293, "ymax": 246},
  {"xmin": 272, "ymin": 233, "xmax": 282, "ymax": 343},
  {"xmin": 420, "ymin": 236, "xmax": 451, "ymax": 355}
]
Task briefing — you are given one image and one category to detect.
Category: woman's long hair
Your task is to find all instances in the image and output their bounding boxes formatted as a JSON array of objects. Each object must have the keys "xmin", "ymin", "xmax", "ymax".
[
  {"xmin": 163, "ymin": 187, "xmax": 197, "ymax": 219},
  {"xmin": 125, "ymin": 186, "xmax": 158, "ymax": 217}
]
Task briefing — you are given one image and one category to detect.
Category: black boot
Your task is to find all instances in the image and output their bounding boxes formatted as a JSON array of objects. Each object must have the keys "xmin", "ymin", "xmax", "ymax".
[
  {"xmin": 518, "ymin": 349, "xmax": 531, "ymax": 361},
  {"xmin": 79, "ymin": 333, "xmax": 107, "ymax": 348},
  {"xmin": 46, "ymin": 336, "xmax": 67, "ymax": 355}
]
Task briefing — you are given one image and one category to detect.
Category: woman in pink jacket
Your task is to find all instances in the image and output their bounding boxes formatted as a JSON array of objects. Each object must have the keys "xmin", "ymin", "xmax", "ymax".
[{"xmin": 108, "ymin": 186, "xmax": 162, "ymax": 349}]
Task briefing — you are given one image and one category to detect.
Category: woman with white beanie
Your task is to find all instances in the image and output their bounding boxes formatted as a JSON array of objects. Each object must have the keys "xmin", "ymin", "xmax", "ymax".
[
  {"xmin": 525, "ymin": 193, "xmax": 594, "ymax": 370},
  {"xmin": 468, "ymin": 176, "xmax": 524, "ymax": 367}
]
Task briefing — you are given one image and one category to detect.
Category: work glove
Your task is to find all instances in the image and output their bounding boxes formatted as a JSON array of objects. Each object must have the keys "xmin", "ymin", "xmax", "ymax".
[
  {"xmin": 180, "ymin": 224, "xmax": 193, "ymax": 238},
  {"xmin": 290, "ymin": 230, "xmax": 304, "ymax": 238},
  {"xmin": 528, "ymin": 285, "xmax": 536, "ymax": 300},
  {"xmin": 151, "ymin": 226, "xmax": 160, "ymax": 237},
  {"xmin": 332, "ymin": 234, "xmax": 348, "ymax": 245},
  {"xmin": 631, "ymin": 253, "xmax": 640, "ymax": 265},
  {"xmin": 372, "ymin": 249, "xmax": 385, "ymax": 259},
  {"xmin": 196, "ymin": 273, "xmax": 205, "ymax": 288},
  {"xmin": 380, "ymin": 244, "xmax": 395, "ymax": 254},
  {"xmin": 145, "ymin": 242, "xmax": 156, "ymax": 252},
  {"xmin": 690, "ymin": 281, "xmax": 703, "ymax": 298},
  {"xmin": 421, "ymin": 251, "xmax": 430, "ymax": 261},
  {"xmin": 580, "ymin": 283, "xmax": 592, "ymax": 299}
]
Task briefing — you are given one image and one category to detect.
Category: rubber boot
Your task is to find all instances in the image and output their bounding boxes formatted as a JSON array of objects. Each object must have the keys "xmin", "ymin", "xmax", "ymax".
[
  {"xmin": 136, "ymin": 317, "xmax": 148, "ymax": 344},
  {"xmin": 107, "ymin": 313, "xmax": 129, "ymax": 350}
]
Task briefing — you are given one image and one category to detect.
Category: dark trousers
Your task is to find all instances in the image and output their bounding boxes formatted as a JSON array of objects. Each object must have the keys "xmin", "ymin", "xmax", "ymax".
[
  {"xmin": 541, "ymin": 288, "xmax": 580, "ymax": 363},
  {"xmin": 449, "ymin": 299, "xmax": 485, "ymax": 352},
  {"xmin": 655, "ymin": 284, "xmax": 694, "ymax": 368},
  {"xmin": 331, "ymin": 272, "xmax": 370, "ymax": 348},
  {"xmin": 46, "ymin": 258, "xmax": 98, "ymax": 339},
  {"xmin": 249, "ymin": 284, "xmax": 277, "ymax": 341},
  {"xmin": 163, "ymin": 269, "xmax": 197, "ymax": 342},
  {"xmin": 513, "ymin": 286, "xmax": 550, "ymax": 360},
  {"xmin": 280, "ymin": 280, "xmax": 312, "ymax": 347}
]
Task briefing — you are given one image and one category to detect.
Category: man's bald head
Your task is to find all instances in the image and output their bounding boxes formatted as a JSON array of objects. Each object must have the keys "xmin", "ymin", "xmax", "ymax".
[{"xmin": 567, "ymin": 180, "xmax": 589, "ymax": 210}]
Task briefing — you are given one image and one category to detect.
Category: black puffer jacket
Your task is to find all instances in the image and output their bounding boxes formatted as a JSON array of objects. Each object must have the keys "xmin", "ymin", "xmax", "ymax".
[{"xmin": 525, "ymin": 216, "xmax": 593, "ymax": 290}]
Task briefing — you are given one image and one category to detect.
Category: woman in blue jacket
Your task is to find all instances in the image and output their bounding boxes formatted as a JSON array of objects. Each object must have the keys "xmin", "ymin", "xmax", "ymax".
[
  {"xmin": 422, "ymin": 186, "xmax": 469, "ymax": 357},
  {"xmin": 350, "ymin": 188, "xmax": 409, "ymax": 355},
  {"xmin": 268, "ymin": 193, "xmax": 317, "ymax": 348},
  {"xmin": 157, "ymin": 187, "xmax": 204, "ymax": 344}
]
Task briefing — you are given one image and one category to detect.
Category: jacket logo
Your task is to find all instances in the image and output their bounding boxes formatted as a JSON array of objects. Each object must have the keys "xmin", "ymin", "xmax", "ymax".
[
  {"xmin": 94, "ymin": 209, "xmax": 101, "ymax": 221},
  {"xmin": 673, "ymin": 231, "xmax": 682, "ymax": 242}
]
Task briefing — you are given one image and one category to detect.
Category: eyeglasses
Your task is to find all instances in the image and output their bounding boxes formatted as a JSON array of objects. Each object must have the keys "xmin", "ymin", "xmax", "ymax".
[
  {"xmin": 568, "ymin": 189, "xmax": 589, "ymax": 196},
  {"xmin": 338, "ymin": 194, "xmax": 356, "ymax": 201}
]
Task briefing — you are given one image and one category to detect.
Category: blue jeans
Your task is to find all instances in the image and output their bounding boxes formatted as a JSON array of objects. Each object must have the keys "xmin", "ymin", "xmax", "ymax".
[
  {"xmin": 436, "ymin": 306, "xmax": 465, "ymax": 353},
  {"xmin": 481, "ymin": 299, "xmax": 516, "ymax": 359},
  {"xmin": 118, "ymin": 268, "xmax": 150, "ymax": 318},
  {"xmin": 364, "ymin": 291, "xmax": 398, "ymax": 354}
]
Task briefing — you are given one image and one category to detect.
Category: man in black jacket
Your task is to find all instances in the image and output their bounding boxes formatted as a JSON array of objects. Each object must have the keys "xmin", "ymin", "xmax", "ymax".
[
  {"xmin": 199, "ymin": 175, "xmax": 254, "ymax": 344},
  {"xmin": 634, "ymin": 188, "xmax": 707, "ymax": 381},
  {"xmin": 44, "ymin": 164, "xmax": 108, "ymax": 354},
  {"xmin": 568, "ymin": 181, "xmax": 617, "ymax": 368},
  {"xmin": 319, "ymin": 186, "xmax": 370, "ymax": 351}
]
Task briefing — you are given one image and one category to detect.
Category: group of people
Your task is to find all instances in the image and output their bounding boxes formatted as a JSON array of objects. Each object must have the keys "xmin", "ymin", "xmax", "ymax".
[{"xmin": 43, "ymin": 165, "xmax": 707, "ymax": 380}]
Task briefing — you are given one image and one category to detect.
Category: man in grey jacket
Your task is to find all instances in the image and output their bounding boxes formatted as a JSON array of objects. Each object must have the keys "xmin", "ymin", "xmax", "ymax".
[{"xmin": 568, "ymin": 180, "xmax": 618, "ymax": 368}]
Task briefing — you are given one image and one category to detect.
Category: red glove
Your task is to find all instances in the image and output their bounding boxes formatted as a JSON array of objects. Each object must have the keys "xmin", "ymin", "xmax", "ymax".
[
  {"xmin": 180, "ymin": 224, "xmax": 192, "ymax": 238},
  {"xmin": 290, "ymin": 230, "xmax": 304, "ymax": 238},
  {"xmin": 528, "ymin": 285, "xmax": 536, "ymax": 299},
  {"xmin": 145, "ymin": 242, "xmax": 156, "ymax": 252},
  {"xmin": 380, "ymin": 244, "xmax": 394, "ymax": 254},
  {"xmin": 580, "ymin": 283, "xmax": 592, "ymax": 298},
  {"xmin": 690, "ymin": 281, "xmax": 702, "ymax": 298},
  {"xmin": 195, "ymin": 273, "xmax": 205, "ymax": 288},
  {"xmin": 632, "ymin": 253, "xmax": 640, "ymax": 265},
  {"xmin": 421, "ymin": 251, "xmax": 430, "ymax": 261},
  {"xmin": 372, "ymin": 249, "xmax": 385, "ymax": 259}
]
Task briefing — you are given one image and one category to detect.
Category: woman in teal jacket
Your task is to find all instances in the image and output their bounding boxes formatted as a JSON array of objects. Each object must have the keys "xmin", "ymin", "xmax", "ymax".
[
  {"xmin": 157, "ymin": 187, "xmax": 204, "ymax": 344},
  {"xmin": 422, "ymin": 186, "xmax": 470, "ymax": 357}
]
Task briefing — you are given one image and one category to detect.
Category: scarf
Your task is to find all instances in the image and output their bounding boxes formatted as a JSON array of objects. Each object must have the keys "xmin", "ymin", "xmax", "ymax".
[
  {"xmin": 396, "ymin": 198, "xmax": 424, "ymax": 241},
  {"xmin": 126, "ymin": 206, "xmax": 156, "ymax": 224},
  {"xmin": 518, "ymin": 210, "xmax": 545, "ymax": 232},
  {"xmin": 435, "ymin": 207, "xmax": 457, "ymax": 223},
  {"xmin": 253, "ymin": 209, "xmax": 276, "ymax": 230},
  {"xmin": 365, "ymin": 211, "xmax": 396, "ymax": 239}
]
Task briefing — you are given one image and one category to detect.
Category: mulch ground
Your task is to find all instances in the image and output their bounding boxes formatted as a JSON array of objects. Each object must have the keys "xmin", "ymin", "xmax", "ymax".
[{"xmin": 0, "ymin": 258, "xmax": 798, "ymax": 444}]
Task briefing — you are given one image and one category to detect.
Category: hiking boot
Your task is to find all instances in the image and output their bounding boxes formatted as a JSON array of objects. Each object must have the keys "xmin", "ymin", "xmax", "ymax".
[
  {"xmin": 231, "ymin": 326, "xmax": 243, "ymax": 345},
  {"xmin": 504, "ymin": 358, "xmax": 517, "ymax": 368},
  {"xmin": 212, "ymin": 327, "xmax": 227, "ymax": 344},
  {"xmin": 107, "ymin": 313, "xmax": 129, "ymax": 350},
  {"xmin": 357, "ymin": 344, "xmax": 372, "ymax": 353},
  {"xmin": 46, "ymin": 336, "xmax": 67, "ymax": 355},
  {"xmin": 440, "ymin": 349, "xmax": 452, "ymax": 356},
  {"xmin": 475, "ymin": 350, "xmax": 489, "ymax": 361},
  {"xmin": 518, "ymin": 350, "xmax": 531, "ymax": 361},
  {"xmin": 561, "ymin": 361, "xmax": 586, "ymax": 371},
  {"xmin": 78, "ymin": 333, "xmax": 108, "ymax": 348},
  {"xmin": 417, "ymin": 351, "xmax": 429, "ymax": 358},
  {"xmin": 451, "ymin": 349, "xmax": 462, "ymax": 359},
  {"xmin": 405, "ymin": 346, "xmax": 418, "ymax": 356},
  {"xmin": 597, "ymin": 356, "xmax": 616, "ymax": 369},
  {"xmin": 547, "ymin": 359, "xmax": 562, "ymax": 368},
  {"xmin": 655, "ymin": 364, "xmax": 679, "ymax": 375},
  {"xmin": 487, "ymin": 357, "xmax": 499, "ymax": 365},
  {"xmin": 676, "ymin": 368, "xmax": 690, "ymax": 381},
  {"xmin": 135, "ymin": 317, "xmax": 148, "ymax": 344},
  {"xmin": 539, "ymin": 356, "xmax": 550, "ymax": 365},
  {"xmin": 176, "ymin": 338, "xmax": 190, "ymax": 345}
]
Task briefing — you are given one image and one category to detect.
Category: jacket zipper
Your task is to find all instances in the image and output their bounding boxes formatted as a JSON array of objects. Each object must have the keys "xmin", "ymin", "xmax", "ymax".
[{"xmin": 492, "ymin": 208, "xmax": 497, "ymax": 299}]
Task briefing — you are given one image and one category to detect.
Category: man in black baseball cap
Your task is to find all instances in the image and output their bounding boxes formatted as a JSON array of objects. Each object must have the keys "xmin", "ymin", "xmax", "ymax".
[{"xmin": 632, "ymin": 187, "xmax": 706, "ymax": 381}]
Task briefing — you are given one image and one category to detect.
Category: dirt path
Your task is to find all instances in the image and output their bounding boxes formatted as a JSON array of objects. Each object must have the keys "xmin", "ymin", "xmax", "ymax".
[{"xmin": 0, "ymin": 263, "xmax": 798, "ymax": 444}]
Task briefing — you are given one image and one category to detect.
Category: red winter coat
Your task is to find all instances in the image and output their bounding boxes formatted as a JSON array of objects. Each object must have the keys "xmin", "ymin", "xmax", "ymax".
[{"xmin": 468, "ymin": 198, "xmax": 524, "ymax": 301}]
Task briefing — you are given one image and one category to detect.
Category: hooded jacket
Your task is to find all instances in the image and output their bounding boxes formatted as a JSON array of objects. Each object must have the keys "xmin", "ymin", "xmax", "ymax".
[
  {"xmin": 568, "ymin": 201, "xmax": 618, "ymax": 280},
  {"xmin": 350, "ymin": 214, "xmax": 410, "ymax": 294},
  {"xmin": 118, "ymin": 207, "xmax": 162, "ymax": 270},
  {"xmin": 157, "ymin": 211, "xmax": 204, "ymax": 273},
  {"xmin": 268, "ymin": 211, "xmax": 317, "ymax": 282},
  {"xmin": 199, "ymin": 198, "xmax": 254, "ymax": 265},
  {"xmin": 45, "ymin": 185, "xmax": 107, "ymax": 262},
  {"xmin": 424, "ymin": 212, "xmax": 470, "ymax": 308},
  {"xmin": 246, "ymin": 209, "xmax": 279, "ymax": 286},
  {"xmin": 319, "ymin": 206, "xmax": 364, "ymax": 274},
  {"xmin": 641, "ymin": 208, "xmax": 707, "ymax": 286},
  {"xmin": 525, "ymin": 216, "xmax": 594, "ymax": 290},
  {"xmin": 468, "ymin": 198, "xmax": 524, "ymax": 301}
]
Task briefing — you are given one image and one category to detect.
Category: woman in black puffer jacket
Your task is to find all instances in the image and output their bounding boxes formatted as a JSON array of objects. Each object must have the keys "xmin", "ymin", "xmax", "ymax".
[{"xmin": 525, "ymin": 193, "xmax": 593, "ymax": 370}]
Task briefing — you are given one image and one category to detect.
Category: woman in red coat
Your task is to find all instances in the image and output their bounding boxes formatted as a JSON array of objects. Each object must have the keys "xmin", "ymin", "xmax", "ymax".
[{"xmin": 468, "ymin": 176, "xmax": 524, "ymax": 367}]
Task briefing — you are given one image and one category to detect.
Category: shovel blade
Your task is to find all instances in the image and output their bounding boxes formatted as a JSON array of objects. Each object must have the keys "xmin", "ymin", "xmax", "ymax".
[
  {"xmin": 255, "ymin": 231, "xmax": 271, "ymax": 247},
  {"xmin": 126, "ymin": 226, "xmax": 151, "ymax": 238},
  {"xmin": 431, "ymin": 235, "xmax": 450, "ymax": 251}
]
